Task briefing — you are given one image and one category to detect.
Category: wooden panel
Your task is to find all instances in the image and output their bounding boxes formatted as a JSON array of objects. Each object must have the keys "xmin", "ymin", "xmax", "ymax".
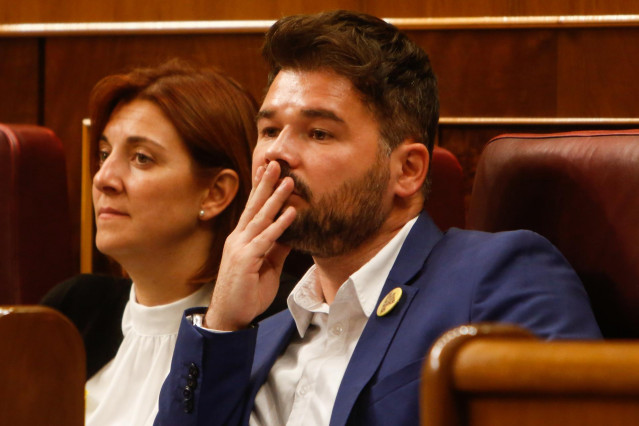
[
  {"xmin": 0, "ymin": 0, "xmax": 361, "ymax": 23},
  {"xmin": 4, "ymin": 0, "xmax": 639, "ymax": 23},
  {"xmin": 410, "ymin": 29, "xmax": 558, "ymax": 117},
  {"xmin": 0, "ymin": 39, "xmax": 39, "ymax": 124},
  {"xmin": 557, "ymin": 27, "xmax": 639, "ymax": 116},
  {"xmin": 370, "ymin": 0, "xmax": 639, "ymax": 17}
]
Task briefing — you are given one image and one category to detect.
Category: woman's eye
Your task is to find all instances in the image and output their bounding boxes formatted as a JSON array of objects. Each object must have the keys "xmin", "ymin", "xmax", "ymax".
[
  {"xmin": 98, "ymin": 150, "xmax": 109, "ymax": 165},
  {"xmin": 134, "ymin": 152, "xmax": 153, "ymax": 165}
]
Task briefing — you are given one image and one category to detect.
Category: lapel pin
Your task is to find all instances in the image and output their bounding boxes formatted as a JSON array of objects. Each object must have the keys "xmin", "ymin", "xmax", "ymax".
[{"xmin": 377, "ymin": 287, "xmax": 403, "ymax": 317}]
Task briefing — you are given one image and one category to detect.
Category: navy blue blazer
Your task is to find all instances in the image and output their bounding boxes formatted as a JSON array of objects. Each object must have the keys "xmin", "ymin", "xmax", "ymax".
[{"xmin": 156, "ymin": 213, "xmax": 601, "ymax": 426}]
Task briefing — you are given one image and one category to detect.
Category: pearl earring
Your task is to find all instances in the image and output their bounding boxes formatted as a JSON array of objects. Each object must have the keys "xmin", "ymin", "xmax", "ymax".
[{"xmin": 199, "ymin": 209, "xmax": 205, "ymax": 218}]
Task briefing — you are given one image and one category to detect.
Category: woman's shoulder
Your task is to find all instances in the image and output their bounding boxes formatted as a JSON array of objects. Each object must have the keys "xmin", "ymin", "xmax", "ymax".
[
  {"xmin": 41, "ymin": 273, "xmax": 132, "ymax": 332},
  {"xmin": 41, "ymin": 273, "xmax": 132, "ymax": 310},
  {"xmin": 42, "ymin": 274, "xmax": 133, "ymax": 378}
]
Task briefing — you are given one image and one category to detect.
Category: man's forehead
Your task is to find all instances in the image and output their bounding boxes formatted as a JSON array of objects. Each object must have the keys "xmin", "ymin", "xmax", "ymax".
[{"xmin": 258, "ymin": 69, "xmax": 364, "ymax": 119}]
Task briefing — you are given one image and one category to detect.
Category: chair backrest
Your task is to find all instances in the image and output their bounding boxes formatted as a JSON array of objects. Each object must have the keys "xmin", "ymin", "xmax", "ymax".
[
  {"xmin": 0, "ymin": 305, "xmax": 85, "ymax": 425},
  {"xmin": 0, "ymin": 123, "xmax": 73, "ymax": 304},
  {"xmin": 426, "ymin": 146, "xmax": 466, "ymax": 231},
  {"xmin": 421, "ymin": 323, "xmax": 639, "ymax": 426},
  {"xmin": 468, "ymin": 130, "xmax": 639, "ymax": 338}
]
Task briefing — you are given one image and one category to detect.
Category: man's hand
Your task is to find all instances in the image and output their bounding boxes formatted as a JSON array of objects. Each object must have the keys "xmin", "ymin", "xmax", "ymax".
[{"xmin": 204, "ymin": 161, "xmax": 297, "ymax": 331}]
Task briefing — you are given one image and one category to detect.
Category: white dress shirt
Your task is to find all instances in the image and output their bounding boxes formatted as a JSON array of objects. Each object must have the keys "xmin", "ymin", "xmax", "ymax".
[
  {"xmin": 86, "ymin": 283, "xmax": 212, "ymax": 426},
  {"xmin": 250, "ymin": 216, "xmax": 417, "ymax": 426}
]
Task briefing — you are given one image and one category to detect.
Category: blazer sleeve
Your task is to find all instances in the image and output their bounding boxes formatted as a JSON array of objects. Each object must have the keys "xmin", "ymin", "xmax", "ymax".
[
  {"xmin": 155, "ymin": 307, "xmax": 258, "ymax": 426},
  {"xmin": 466, "ymin": 229, "xmax": 602, "ymax": 339}
]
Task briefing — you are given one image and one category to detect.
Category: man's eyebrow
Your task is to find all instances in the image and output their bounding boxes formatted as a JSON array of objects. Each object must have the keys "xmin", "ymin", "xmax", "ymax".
[
  {"xmin": 255, "ymin": 108, "xmax": 345, "ymax": 123},
  {"xmin": 255, "ymin": 109, "xmax": 274, "ymax": 122},
  {"xmin": 301, "ymin": 108, "xmax": 345, "ymax": 123}
]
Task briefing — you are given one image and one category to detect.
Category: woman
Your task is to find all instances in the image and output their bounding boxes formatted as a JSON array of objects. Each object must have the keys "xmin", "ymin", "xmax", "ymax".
[{"xmin": 43, "ymin": 60, "xmax": 271, "ymax": 425}]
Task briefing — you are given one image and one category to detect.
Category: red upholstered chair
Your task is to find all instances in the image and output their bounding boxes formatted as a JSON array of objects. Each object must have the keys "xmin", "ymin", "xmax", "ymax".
[
  {"xmin": 468, "ymin": 130, "xmax": 639, "ymax": 338},
  {"xmin": 426, "ymin": 146, "xmax": 465, "ymax": 231},
  {"xmin": 0, "ymin": 124, "xmax": 73, "ymax": 304}
]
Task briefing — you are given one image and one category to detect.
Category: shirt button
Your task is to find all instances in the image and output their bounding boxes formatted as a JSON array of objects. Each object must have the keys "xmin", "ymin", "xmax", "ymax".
[
  {"xmin": 298, "ymin": 384, "xmax": 309, "ymax": 397},
  {"xmin": 331, "ymin": 323, "xmax": 344, "ymax": 336}
]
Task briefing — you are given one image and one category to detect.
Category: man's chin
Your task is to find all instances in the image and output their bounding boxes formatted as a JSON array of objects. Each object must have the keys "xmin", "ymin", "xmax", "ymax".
[{"xmin": 276, "ymin": 221, "xmax": 318, "ymax": 255}]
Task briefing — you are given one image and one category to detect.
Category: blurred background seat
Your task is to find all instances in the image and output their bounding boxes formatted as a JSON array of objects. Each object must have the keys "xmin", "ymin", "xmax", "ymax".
[
  {"xmin": 426, "ymin": 146, "xmax": 466, "ymax": 231},
  {"xmin": 0, "ymin": 123, "xmax": 73, "ymax": 304},
  {"xmin": 468, "ymin": 130, "xmax": 639, "ymax": 338},
  {"xmin": 0, "ymin": 305, "xmax": 84, "ymax": 425},
  {"xmin": 421, "ymin": 323, "xmax": 639, "ymax": 426}
]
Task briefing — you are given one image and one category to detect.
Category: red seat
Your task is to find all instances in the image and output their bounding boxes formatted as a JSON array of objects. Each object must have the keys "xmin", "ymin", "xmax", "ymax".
[
  {"xmin": 0, "ymin": 124, "xmax": 73, "ymax": 304},
  {"xmin": 468, "ymin": 130, "xmax": 639, "ymax": 338},
  {"xmin": 426, "ymin": 146, "xmax": 465, "ymax": 231}
]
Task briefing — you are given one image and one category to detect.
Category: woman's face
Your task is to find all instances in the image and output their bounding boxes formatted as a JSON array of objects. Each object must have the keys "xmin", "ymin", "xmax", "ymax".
[{"xmin": 92, "ymin": 99, "xmax": 210, "ymax": 261}]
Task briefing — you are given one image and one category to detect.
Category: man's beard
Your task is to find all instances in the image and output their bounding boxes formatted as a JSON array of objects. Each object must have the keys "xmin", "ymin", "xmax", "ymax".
[{"xmin": 277, "ymin": 149, "xmax": 391, "ymax": 258}]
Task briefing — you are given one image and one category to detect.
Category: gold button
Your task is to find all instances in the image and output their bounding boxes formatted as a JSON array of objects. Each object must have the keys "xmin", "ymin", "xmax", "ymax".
[{"xmin": 377, "ymin": 287, "xmax": 403, "ymax": 317}]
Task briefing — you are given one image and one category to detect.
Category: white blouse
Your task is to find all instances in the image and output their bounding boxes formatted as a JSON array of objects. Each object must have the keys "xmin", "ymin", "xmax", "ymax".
[{"xmin": 85, "ymin": 283, "xmax": 212, "ymax": 426}]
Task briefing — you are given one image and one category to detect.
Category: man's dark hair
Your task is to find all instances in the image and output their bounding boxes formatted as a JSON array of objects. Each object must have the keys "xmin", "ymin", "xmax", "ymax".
[{"xmin": 262, "ymin": 10, "xmax": 439, "ymax": 158}]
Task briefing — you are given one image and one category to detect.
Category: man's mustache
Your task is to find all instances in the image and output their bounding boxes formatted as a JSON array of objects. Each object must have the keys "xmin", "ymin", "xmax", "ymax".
[{"xmin": 277, "ymin": 161, "xmax": 311, "ymax": 202}]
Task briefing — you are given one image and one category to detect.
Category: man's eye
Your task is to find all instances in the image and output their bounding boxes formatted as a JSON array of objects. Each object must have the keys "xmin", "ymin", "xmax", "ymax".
[
  {"xmin": 261, "ymin": 127, "xmax": 279, "ymax": 138},
  {"xmin": 311, "ymin": 129, "xmax": 330, "ymax": 140}
]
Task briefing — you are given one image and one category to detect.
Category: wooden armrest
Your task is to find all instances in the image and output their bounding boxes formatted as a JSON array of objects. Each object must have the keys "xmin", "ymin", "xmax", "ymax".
[{"xmin": 0, "ymin": 305, "xmax": 85, "ymax": 425}]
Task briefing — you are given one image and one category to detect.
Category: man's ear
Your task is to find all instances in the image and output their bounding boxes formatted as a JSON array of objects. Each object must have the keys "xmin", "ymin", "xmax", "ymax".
[
  {"xmin": 199, "ymin": 169, "xmax": 240, "ymax": 220},
  {"xmin": 391, "ymin": 141, "xmax": 429, "ymax": 198}
]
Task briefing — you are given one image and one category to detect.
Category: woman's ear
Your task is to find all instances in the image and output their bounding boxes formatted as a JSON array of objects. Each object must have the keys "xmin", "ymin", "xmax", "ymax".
[
  {"xmin": 391, "ymin": 141, "xmax": 430, "ymax": 199},
  {"xmin": 198, "ymin": 169, "xmax": 240, "ymax": 220}
]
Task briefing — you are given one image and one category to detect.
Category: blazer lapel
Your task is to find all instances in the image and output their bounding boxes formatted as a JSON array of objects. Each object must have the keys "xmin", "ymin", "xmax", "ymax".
[{"xmin": 329, "ymin": 212, "xmax": 442, "ymax": 426}]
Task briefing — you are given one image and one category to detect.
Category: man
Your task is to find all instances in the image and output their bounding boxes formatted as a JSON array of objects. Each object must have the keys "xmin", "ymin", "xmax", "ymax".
[{"xmin": 156, "ymin": 10, "xmax": 601, "ymax": 426}]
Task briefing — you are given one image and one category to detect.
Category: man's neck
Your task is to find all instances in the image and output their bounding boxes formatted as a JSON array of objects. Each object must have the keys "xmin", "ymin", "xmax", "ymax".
[{"xmin": 312, "ymin": 209, "xmax": 420, "ymax": 304}]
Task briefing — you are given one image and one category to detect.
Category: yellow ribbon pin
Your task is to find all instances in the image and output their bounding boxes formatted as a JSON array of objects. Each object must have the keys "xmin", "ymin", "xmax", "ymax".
[{"xmin": 377, "ymin": 287, "xmax": 403, "ymax": 317}]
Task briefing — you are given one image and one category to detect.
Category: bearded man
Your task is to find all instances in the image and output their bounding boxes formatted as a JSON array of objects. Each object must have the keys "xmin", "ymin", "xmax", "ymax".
[{"xmin": 156, "ymin": 10, "xmax": 601, "ymax": 426}]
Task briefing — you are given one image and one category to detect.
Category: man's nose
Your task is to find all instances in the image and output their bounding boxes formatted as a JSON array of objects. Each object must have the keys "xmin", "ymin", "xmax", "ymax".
[{"xmin": 264, "ymin": 128, "xmax": 298, "ymax": 167}]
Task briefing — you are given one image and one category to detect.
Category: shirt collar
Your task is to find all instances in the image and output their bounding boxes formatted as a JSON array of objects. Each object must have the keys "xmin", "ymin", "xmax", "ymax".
[
  {"xmin": 124, "ymin": 283, "xmax": 213, "ymax": 336},
  {"xmin": 287, "ymin": 216, "xmax": 418, "ymax": 337}
]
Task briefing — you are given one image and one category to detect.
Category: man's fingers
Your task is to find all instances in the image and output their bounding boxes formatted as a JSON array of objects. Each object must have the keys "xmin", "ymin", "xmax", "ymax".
[
  {"xmin": 244, "ymin": 165, "xmax": 264, "ymax": 204},
  {"xmin": 246, "ymin": 206, "xmax": 296, "ymax": 259},
  {"xmin": 237, "ymin": 162, "xmax": 282, "ymax": 230},
  {"xmin": 244, "ymin": 177, "xmax": 294, "ymax": 235}
]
